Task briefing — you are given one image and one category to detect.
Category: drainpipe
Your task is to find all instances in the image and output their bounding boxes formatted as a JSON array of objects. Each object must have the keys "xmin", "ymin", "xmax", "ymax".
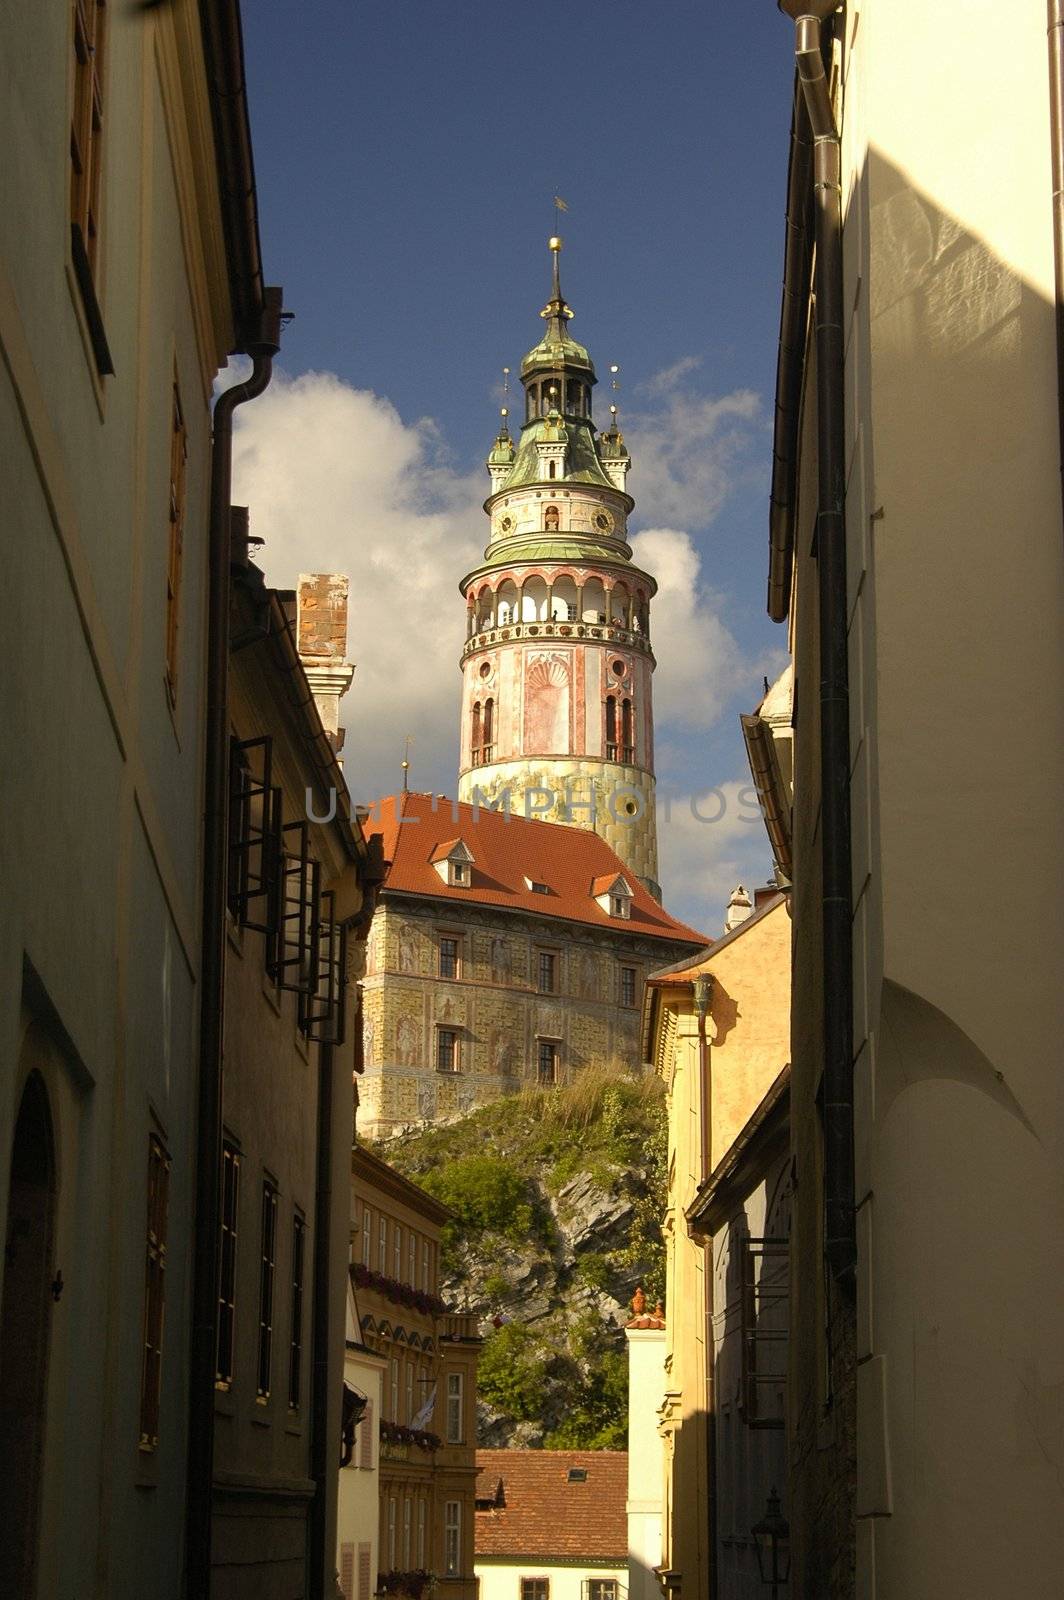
[
  {"xmin": 308, "ymin": 1036, "xmax": 338, "ymax": 1600},
  {"xmin": 186, "ymin": 289, "xmax": 283, "ymax": 1600},
  {"xmin": 781, "ymin": 3, "xmax": 856, "ymax": 1282},
  {"xmin": 1048, "ymin": 0, "xmax": 1064, "ymax": 528}
]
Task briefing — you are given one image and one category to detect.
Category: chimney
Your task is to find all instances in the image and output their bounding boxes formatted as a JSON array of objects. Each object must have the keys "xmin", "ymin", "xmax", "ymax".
[
  {"xmin": 296, "ymin": 573, "xmax": 355, "ymax": 757},
  {"xmin": 724, "ymin": 883, "xmax": 753, "ymax": 934}
]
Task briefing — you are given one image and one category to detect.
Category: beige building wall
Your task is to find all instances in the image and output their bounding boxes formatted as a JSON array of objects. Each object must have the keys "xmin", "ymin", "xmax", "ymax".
[
  {"xmin": 625, "ymin": 1320, "xmax": 666, "ymax": 1600},
  {"xmin": 359, "ymin": 898, "xmax": 677, "ymax": 1137},
  {"xmin": 785, "ymin": 3, "xmax": 1064, "ymax": 1594},
  {"xmin": 0, "ymin": 5, "xmax": 234, "ymax": 1597},
  {"xmin": 648, "ymin": 896, "xmax": 791, "ymax": 1598},
  {"xmin": 338, "ymin": 1285, "xmax": 387, "ymax": 1600},
  {"xmin": 476, "ymin": 1558, "xmax": 629, "ymax": 1600}
]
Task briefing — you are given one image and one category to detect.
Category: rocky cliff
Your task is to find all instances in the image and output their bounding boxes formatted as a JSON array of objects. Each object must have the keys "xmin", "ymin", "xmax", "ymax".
[{"xmin": 367, "ymin": 1068, "xmax": 666, "ymax": 1449}]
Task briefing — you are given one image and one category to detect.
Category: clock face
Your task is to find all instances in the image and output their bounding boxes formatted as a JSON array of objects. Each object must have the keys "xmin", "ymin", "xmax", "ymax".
[
  {"xmin": 593, "ymin": 508, "xmax": 615, "ymax": 534},
  {"xmin": 498, "ymin": 514, "xmax": 515, "ymax": 534}
]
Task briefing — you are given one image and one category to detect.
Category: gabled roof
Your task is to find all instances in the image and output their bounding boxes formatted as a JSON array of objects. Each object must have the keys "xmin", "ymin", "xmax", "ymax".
[
  {"xmin": 430, "ymin": 837, "xmax": 475, "ymax": 864},
  {"xmin": 368, "ymin": 793, "xmax": 707, "ymax": 947},
  {"xmin": 591, "ymin": 871, "xmax": 632, "ymax": 898},
  {"xmin": 474, "ymin": 1450, "xmax": 627, "ymax": 1563}
]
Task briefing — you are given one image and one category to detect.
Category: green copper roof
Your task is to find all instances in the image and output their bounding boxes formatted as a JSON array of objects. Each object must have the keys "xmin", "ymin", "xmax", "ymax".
[
  {"xmin": 480, "ymin": 537, "xmax": 628, "ymax": 568},
  {"xmin": 520, "ymin": 325, "xmax": 595, "ymax": 380},
  {"xmin": 500, "ymin": 416, "xmax": 618, "ymax": 493}
]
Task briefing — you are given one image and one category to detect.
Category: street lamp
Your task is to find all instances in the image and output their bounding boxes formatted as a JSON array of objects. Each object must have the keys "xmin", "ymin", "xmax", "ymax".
[{"xmin": 752, "ymin": 1489, "xmax": 791, "ymax": 1597}]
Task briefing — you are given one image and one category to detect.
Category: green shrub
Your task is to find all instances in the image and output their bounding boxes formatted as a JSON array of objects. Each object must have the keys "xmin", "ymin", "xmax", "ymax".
[
  {"xmin": 478, "ymin": 1321, "xmax": 548, "ymax": 1422},
  {"xmin": 418, "ymin": 1155, "xmax": 535, "ymax": 1245}
]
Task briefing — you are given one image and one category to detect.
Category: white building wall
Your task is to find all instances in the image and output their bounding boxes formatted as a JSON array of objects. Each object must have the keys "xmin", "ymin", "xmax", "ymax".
[
  {"xmin": 476, "ymin": 1559, "xmax": 629, "ymax": 1600},
  {"xmin": 625, "ymin": 1325, "xmax": 665, "ymax": 1600}
]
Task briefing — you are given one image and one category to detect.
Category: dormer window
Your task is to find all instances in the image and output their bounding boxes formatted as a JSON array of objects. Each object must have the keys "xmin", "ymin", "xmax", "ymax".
[
  {"xmin": 592, "ymin": 872, "xmax": 634, "ymax": 918},
  {"xmin": 523, "ymin": 876, "xmax": 551, "ymax": 896},
  {"xmin": 431, "ymin": 839, "xmax": 475, "ymax": 888}
]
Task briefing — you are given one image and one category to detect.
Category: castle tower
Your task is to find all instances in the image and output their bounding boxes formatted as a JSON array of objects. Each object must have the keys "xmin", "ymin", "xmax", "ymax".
[{"xmin": 457, "ymin": 238, "xmax": 660, "ymax": 897}]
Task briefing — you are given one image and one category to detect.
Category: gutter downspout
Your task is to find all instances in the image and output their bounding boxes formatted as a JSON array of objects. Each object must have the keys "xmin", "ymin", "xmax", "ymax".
[
  {"xmin": 691, "ymin": 975, "xmax": 716, "ymax": 1597},
  {"xmin": 186, "ymin": 289, "xmax": 283, "ymax": 1600},
  {"xmin": 1048, "ymin": 0, "xmax": 1064, "ymax": 529},
  {"xmin": 787, "ymin": 6, "xmax": 856, "ymax": 1283}
]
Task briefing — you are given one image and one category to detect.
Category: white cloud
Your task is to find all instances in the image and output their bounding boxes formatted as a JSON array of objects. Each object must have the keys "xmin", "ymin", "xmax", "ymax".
[
  {"xmin": 630, "ymin": 527, "xmax": 774, "ymax": 728},
  {"xmin": 230, "ymin": 369, "xmax": 484, "ymax": 804},
  {"xmin": 626, "ymin": 382, "xmax": 763, "ymax": 531},
  {"xmin": 639, "ymin": 354, "xmax": 703, "ymax": 396},
  {"xmin": 655, "ymin": 780, "xmax": 773, "ymax": 934}
]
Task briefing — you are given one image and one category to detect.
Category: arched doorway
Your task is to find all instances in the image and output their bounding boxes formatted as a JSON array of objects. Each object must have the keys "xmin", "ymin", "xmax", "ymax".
[{"xmin": 0, "ymin": 1068, "xmax": 57, "ymax": 1600}]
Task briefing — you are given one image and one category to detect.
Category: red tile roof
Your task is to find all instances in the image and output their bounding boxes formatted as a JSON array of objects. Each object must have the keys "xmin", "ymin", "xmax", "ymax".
[
  {"xmin": 475, "ymin": 1450, "xmax": 628, "ymax": 1562},
  {"xmin": 368, "ymin": 793, "xmax": 708, "ymax": 947}
]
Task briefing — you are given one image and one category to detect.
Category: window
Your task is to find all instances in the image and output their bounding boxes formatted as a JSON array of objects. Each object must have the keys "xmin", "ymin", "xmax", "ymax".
[
  {"xmin": 740, "ymin": 1235, "xmax": 789, "ymax": 1427},
  {"xmin": 471, "ymin": 701, "xmax": 482, "ymax": 764},
  {"xmin": 439, "ymin": 936, "xmax": 459, "ymax": 979},
  {"xmin": 482, "ymin": 697, "xmax": 495, "ymax": 761},
  {"xmin": 216, "ymin": 1143, "xmax": 240, "ymax": 1388},
  {"xmin": 605, "ymin": 694, "xmax": 617, "ymax": 761},
  {"xmin": 451, "ymin": 860, "xmax": 468, "ymax": 886},
  {"xmin": 69, "ymin": 0, "xmax": 113, "ymax": 373},
  {"xmin": 387, "ymin": 1497, "xmax": 397, "ymax": 1570},
  {"xmin": 139, "ymin": 1132, "xmax": 170, "ymax": 1450},
  {"xmin": 165, "ymin": 377, "xmax": 187, "ymax": 704},
  {"xmin": 529, "ymin": 880, "xmax": 550, "ymax": 896},
  {"xmin": 537, "ymin": 950, "xmax": 557, "ymax": 994},
  {"xmin": 620, "ymin": 967, "xmax": 637, "ymax": 1008},
  {"xmin": 610, "ymin": 895, "xmax": 631, "ymax": 920},
  {"xmin": 444, "ymin": 1501, "xmax": 461, "ymax": 1577},
  {"xmin": 390, "ymin": 1358, "xmax": 400, "ymax": 1421},
  {"xmin": 422, "ymin": 1240, "xmax": 430, "ymax": 1291},
  {"xmin": 288, "ymin": 1212, "xmax": 306, "ymax": 1409},
  {"xmin": 417, "ymin": 1499, "xmax": 426, "ymax": 1568},
  {"xmin": 403, "ymin": 1498, "xmax": 412, "ymax": 1567},
  {"xmin": 393, "ymin": 1224, "xmax": 402, "ymax": 1280},
  {"xmin": 437, "ymin": 1028, "xmax": 459, "ymax": 1074},
  {"xmin": 408, "ymin": 1233, "xmax": 417, "ymax": 1288},
  {"xmin": 361, "ymin": 1205, "xmax": 371, "ymax": 1266},
  {"xmin": 585, "ymin": 1583, "xmax": 618, "ymax": 1600},
  {"xmin": 379, "ymin": 1215, "xmax": 388, "ymax": 1273},
  {"xmin": 621, "ymin": 698, "xmax": 634, "ymax": 763},
  {"xmin": 537, "ymin": 1040, "xmax": 559, "ymax": 1087},
  {"xmin": 521, "ymin": 1582, "xmax": 549, "ymax": 1600},
  {"xmin": 446, "ymin": 1372, "xmax": 464, "ymax": 1443},
  {"xmin": 257, "ymin": 1180, "xmax": 278, "ymax": 1399},
  {"xmin": 405, "ymin": 1360, "xmax": 414, "ymax": 1423}
]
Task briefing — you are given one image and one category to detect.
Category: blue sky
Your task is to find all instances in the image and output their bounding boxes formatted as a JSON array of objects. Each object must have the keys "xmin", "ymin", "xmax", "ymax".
[{"xmin": 235, "ymin": 2, "xmax": 797, "ymax": 932}]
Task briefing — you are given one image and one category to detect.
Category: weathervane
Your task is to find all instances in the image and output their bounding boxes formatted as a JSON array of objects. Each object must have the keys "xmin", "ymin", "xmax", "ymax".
[
  {"xmin": 500, "ymin": 366, "xmax": 510, "ymax": 430},
  {"xmin": 401, "ymin": 734, "xmax": 413, "ymax": 793},
  {"xmin": 609, "ymin": 363, "xmax": 621, "ymax": 430}
]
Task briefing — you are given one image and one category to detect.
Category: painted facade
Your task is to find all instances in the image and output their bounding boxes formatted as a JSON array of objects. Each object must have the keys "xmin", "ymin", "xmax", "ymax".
[
  {"xmin": 624, "ymin": 1295, "xmax": 666, "ymax": 1600},
  {"xmin": 356, "ymin": 795, "xmax": 706, "ymax": 1139},
  {"xmin": 771, "ymin": 4, "xmax": 1064, "ymax": 1596},
  {"xmin": 349, "ymin": 1146, "xmax": 481, "ymax": 1600},
  {"xmin": 458, "ymin": 241, "xmax": 660, "ymax": 896}
]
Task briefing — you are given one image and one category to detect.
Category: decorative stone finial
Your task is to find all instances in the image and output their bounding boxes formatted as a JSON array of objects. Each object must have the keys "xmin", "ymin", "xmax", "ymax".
[{"xmin": 632, "ymin": 1285, "xmax": 647, "ymax": 1315}]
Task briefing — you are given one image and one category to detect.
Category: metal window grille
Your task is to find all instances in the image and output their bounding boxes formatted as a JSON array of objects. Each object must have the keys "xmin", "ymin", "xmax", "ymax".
[
  {"xmin": 139, "ymin": 1132, "xmax": 170, "ymax": 1449},
  {"xmin": 739, "ymin": 1235, "xmax": 789, "ymax": 1428},
  {"xmin": 228, "ymin": 737, "xmax": 282, "ymax": 932},
  {"xmin": 256, "ymin": 1180, "xmax": 278, "ymax": 1399},
  {"xmin": 439, "ymin": 936, "xmax": 459, "ymax": 979},
  {"xmin": 268, "ymin": 821, "xmax": 321, "ymax": 994},
  {"xmin": 301, "ymin": 889, "xmax": 346, "ymax": 1042},
  {"xmin": 216, "ymin": 1144, "xmax": 240, "ymax": 1387},
  {"xmin": 620, "ymin": 967, "xmax": 636, "ymax": 1008},
  {"xmin": 288, "ymin": 1212, "xmax": 305, "ymax": 1409}
]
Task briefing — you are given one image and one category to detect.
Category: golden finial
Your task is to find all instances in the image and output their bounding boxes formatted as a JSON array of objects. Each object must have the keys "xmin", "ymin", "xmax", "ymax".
[{"xmin": 548, "ymin": 235, "xmax": 563, "ymax": 253}]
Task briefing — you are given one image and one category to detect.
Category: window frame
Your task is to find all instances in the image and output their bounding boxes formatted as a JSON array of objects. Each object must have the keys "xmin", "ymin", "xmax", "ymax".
[
  {"xmin": 436, "ymin": 1027, "xmax": 460, "ymax": 1074},
  {"xmin": 619, "ymin": 965, "xmax": 637, "ymax": 1008},
  {"xmin": 138, "ymin": 1130, "xmax": 170, "ymax": 1451},
  {"xmin": 438, "ymin": 933, "xmax": 461, "ymax": 980},
  {"xmin": 536, "ymin": 948, "xmax": 558, "ymax": 995},
  {"xmin": 445, "ymin": 1370, "xmax": 464, "ymax": 1444},
  {"xmin": 288, "ymin": 1210, "xmax": 306, "ymax": 1410},
  {"xmin": 216, "ymin": 1141, "xmax": 241, "ymax": 1389},
  {"xmin": 520, "ymin": 1581, "xmax": 550, "ymax": 1600},
  {"xmin": 256, "ymin": 1177, "xmax": 279, "ymax": 1401},
  {"xmin": 536, "ymin": 1038, "xmax": 560, "ymax": 1087},
  {"xmin": 444, "ymin": 1500, "xmax": 461, "ymax": 1577}
]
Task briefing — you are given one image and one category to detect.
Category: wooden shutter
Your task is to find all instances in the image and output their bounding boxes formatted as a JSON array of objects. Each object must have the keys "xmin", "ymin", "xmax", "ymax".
[
  {"xmin": 339, "ymin": 1542, "xmax": 354, "ymax": 1600},
  {"xmin": 357, "ymin": 1543, "xmax": 371, "ymax": 1600}
]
